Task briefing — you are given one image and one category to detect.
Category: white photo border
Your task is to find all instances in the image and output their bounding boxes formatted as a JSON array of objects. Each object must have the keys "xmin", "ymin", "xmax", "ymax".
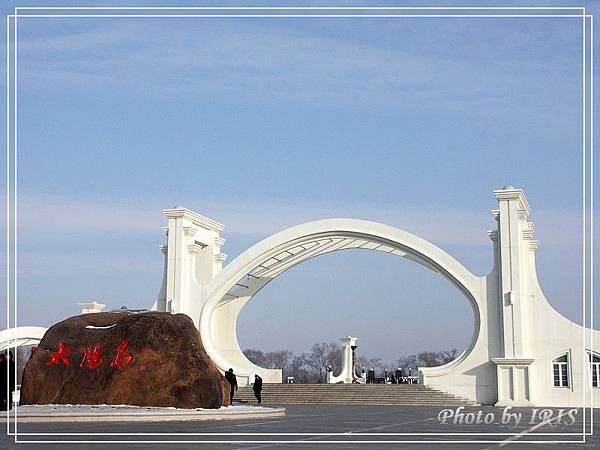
[{"xmin": 4, "ymin": 5, "xmax": 594, "ymax": 445}]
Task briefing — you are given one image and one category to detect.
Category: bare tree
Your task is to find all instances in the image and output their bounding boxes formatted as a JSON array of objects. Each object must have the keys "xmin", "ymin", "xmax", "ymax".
[
  {"xmin": 325, "ymin": 345, "xmax": 342, "ymax": 375},
  {"xmin": 356, "ymin": 355, "xmax": 369, "ymax": 372},
  {"xmin": 417, "ymin": 351, "xmax": 441, "ymax": 367},
  {"xmin": 245, "ymin": 345, "xmax": 461, "ymax": 384},
  {"xmin": 243, "ymin": 349, "xmax": 265, "ymax": 367},
  {"xmin": 303, "ymin": 342, "xmax": 341, "ymax": 383},
  {"xmin": 243, "ymin": 349, "xmax": 295, "ymax": 378},
  {"xmin": 287, "ymin": 355, "xmax": 314, "ymax": 383},
  {"xmin": 264, "ymin": 351, "xmax": 293, "ymax": 373},
  {"xmin": 356, "ymin": 355, "xmax": 385, "ymax": 375},
  {"xmin": 439, "ymin": 348, "xmax": 458, "ymax": 364},
  {"xmin": 244, "ymin": 348, "xmax": 326, "ymax": 383},
  {"xmin": 397, "ymin": 354, "xmax": 418, "ymax": 371}
]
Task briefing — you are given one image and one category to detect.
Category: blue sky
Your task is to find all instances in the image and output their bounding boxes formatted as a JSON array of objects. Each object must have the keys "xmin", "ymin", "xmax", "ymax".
[{"xmin": 2, "ymin": 2, "xmax": 598, "ymax": 363}]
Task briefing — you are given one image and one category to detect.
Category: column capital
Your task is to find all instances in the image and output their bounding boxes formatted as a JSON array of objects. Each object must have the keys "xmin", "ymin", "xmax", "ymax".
[
  {"xmin": 214, "ymin": 253, "xmax": 228, "ymax": 263},
  {"xmin": 183, "ymin": 226, "xmax": 197, "ymax": 237},
  {"xmin": 78, "ymin": 301, "xmax": 106, "ymax": 314},
  {"xmin": 339, "ymin": 336, "xmax": 358, "ymax": 347},
  {"xmin": 521, "ymin": 222, "xmax": 535, "ymax": 240},
  {"xmin": 493, "ymin": 186, "xmax": 531, "ymax": 216},
  {"xmin": 162, "ymin": 206, "xmax": 225, "ymax": 233},
  {"xmin": 188, "ymin": 243, "xmax": 204, "ymax": 254}
]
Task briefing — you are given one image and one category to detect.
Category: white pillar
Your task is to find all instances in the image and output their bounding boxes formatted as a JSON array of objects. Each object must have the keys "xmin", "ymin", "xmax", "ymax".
[
  {"xmin": 155, "ymin": 245, "xmax": 168, "ymax": 312},
  {"xmin": 157, "ymin": 206, "xmax": 226, "ymax": 328},
  {"xmin": 327, "ymin": 336, "xmax": 358, "ymax": 384},
  {"xmin": 78, "ymin": 301, "xmax": 106, "ymax": 314},
  {"xmin": 492, "ymin": 186, "xmax": 535, "ymax": 406}
]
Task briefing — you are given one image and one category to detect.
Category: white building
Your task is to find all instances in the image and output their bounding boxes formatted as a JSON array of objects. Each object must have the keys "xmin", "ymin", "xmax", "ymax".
[{"xmin": 154, "ymin": 186, "xmax": 597, "ymax": 407}]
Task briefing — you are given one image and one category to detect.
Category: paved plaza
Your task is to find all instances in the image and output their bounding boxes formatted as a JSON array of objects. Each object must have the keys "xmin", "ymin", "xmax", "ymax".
[{"xmin": 1, "ymin": 405, "xmax": 598, "ymax": 449}]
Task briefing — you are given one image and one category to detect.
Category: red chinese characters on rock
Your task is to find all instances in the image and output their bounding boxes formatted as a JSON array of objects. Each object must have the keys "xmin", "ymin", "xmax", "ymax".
[
  {"xmin": 110, "ymin": 339, "xmax": 133, "ymax": 370},
  {"xmin": 46, "ymin": 342, "xmax": 73, "ymax": 367},
  {"xmin": 47, "ymin": 339, "xmax": 134, "ymax": 370},
  {"xmin": 79, "ymin": 342, "xmax": 104, "ymax": 369}
]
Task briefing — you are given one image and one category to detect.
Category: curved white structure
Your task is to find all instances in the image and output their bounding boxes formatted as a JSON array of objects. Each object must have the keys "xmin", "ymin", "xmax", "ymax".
[
  {"xmin": 155, "ymin": 187, "xmax": 600, "ymax": 407},
  {"xmin": 200, "ymin": 218, "xmax": 484, "ymax": 387},
  {"xmin": 0, "ymin": 327, "xmax": 47, "ymax": 352},
  {"xmin": 326, "ymin": 336, "xmax": 361, "ymax": 384}
]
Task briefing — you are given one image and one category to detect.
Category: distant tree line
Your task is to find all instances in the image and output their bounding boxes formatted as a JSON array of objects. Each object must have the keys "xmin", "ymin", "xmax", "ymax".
[
  {"xmin": 244, "ymin": 343, "xmax": 342, "ymax": 383},
  {"xmin": 243, "ymin": 344, "xmax": 458, "ymax": 383}
]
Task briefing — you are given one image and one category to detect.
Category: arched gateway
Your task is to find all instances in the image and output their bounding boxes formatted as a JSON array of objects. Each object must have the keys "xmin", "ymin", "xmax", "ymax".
[
  {"xmin": 0, "ymin": 326, "xmax": 47, "ymax": 352},
  {"xmin": 154, "ymin": 187, "xmax": 600, "ymax": 407}
]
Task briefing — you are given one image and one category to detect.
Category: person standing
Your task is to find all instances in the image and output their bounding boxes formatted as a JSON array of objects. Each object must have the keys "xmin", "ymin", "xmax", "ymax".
[
  {"xmin": 224, "ymin": 368, "xmax": 237, "ymax": 405},
  {"xmin": 253, "ymin": 374, "xmax": 263, "ymax": 404},
  {"xmin": 0, "ymin": 354, "xmax": 6, "ymax": 410},
  {"xmin": 7, "ymin": 352, "xmax": 15, "ymax": 410}
]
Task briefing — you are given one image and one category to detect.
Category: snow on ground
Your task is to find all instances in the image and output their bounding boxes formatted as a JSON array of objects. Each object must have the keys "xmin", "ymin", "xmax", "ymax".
[{"xmin": 14, "ymin": 404, "xmax": 274, "ymax": 413}]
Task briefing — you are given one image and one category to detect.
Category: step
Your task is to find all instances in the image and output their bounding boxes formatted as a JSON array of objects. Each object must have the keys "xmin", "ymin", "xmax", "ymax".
[{"xmin": 233, "ymin": 384, "xmax": 476, "ymax": 406}]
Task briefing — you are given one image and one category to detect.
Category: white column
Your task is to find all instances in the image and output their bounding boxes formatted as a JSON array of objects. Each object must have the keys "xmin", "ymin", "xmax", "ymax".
[
  {"xmin": 155, "ymin": 244, "xmax": 168, "ymax": 312},
  {"xmin": 78, "ymin": 301, "xmax": 106, "ymax": 314},
  {"xmin": 493, "ymin": 186, "xmax": 531, "ymax": 358},
  {"xmin": 492, "ymin": 186, "xmax": 535, "ymax": 406},
  {"xmin": 327, "ymin": 336, "xmax": 358, "ymax": 384},
  {"xmin": 159, "ymin": 206, "xmax": 225, "ymax": 327}
]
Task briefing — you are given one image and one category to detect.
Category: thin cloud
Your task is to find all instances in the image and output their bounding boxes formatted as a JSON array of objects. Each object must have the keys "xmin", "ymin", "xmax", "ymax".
[
  {"xmin": 16, "ymin": 193, "xmax": 162, "ymax": 235},
  {"xmin": 16, "ymin": 19, "xmax": 578, "ymax": 116},
  {"xmin": 12, "ymin": 193, "xmax": 585, "ymax": 250}
]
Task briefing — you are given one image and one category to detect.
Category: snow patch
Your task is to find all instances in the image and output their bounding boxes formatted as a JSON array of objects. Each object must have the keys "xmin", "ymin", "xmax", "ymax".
[
  {"xmin": 18, "ymin": 403, "xmax": 275, "ymax": 413},
  {"xmin": 85, "ymin": 324, "xmax": 116, "ymax": 330}
]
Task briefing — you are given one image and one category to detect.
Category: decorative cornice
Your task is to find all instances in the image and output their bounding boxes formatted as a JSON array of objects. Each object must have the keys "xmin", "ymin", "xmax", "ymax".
[
  {"xmin": 214, "ymin": 237, "xmax": 226, "ymax": 247},
  {"xmin": 161, "ymin": 226, "xmax": 168, "ymax": 235},
  {"xmin": 529, "ymin": 240, "xmax": 539, "ymax": 251},
  {"xmin": 517, "ymin": 208, "xmax": 528, "ymax": 220},
  {"xmin": 78, "ymin": 301, "xmax": 106, "ymax": 310},
  {"xmin": 521, "ymin": 222, "xmax": 535, "ymax": 240},
  {"xmin": 493, "ymin": 187, "xmax": 531, "ymax": 216},
  {"xmin": 491, "ymin": 357, "xmax": 534, "ymax": 366},
  {"xmin": 491, "ymin": 210, "xmax": 500, "ymax": 221},
  {"xmin": 214, "ymin": 253, "xmax": 228, "ymax": 263},
  {"xmin": 183, "ymin": 226, "xmax": 197, "ymax": 237},
  {"xmin": 159, "ymin": 244, "xmax": 168, "ymax": 255},
  {"xmin": 487, "ymin": 230, "xmax": 498, "ymax": 241},
  {"xmin": 188, "ymin": 243, "xmax": 204, "ymax": 254},
  {"xmin": 162, "ymin": 207, "xmax": 225, "ymax": 232}
]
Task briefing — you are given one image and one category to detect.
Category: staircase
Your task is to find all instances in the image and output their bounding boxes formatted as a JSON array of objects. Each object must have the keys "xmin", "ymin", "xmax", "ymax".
[{"xmin": 234, "ymin": 384, "xmax": 477, "ymax": 406}]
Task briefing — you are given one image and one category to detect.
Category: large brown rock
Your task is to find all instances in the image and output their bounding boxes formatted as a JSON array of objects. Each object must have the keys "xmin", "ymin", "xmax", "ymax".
[{"xmin": 20, "ymin": 311, "xmax": 230, "ymax": 408}]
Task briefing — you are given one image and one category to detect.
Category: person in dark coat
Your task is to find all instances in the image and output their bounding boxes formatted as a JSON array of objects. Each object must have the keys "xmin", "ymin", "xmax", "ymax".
[
  {"xmin": 7, "ymin": 352, "xmax": 15, "ymax": 410},
  {"xmin": 0, "ymin": 353, "xmax": 6, "ymax": 410},
  {"xmin": 253, "ymin": 374, "xmax": 263, "ymax": 404},
  {"xmin": 224, "ymin": 368, "xmax": 237, "ymax": 405}
]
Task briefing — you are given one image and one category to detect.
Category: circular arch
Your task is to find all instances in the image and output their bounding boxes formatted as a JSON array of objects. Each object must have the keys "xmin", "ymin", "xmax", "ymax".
[
  {"xmin": 200, "ymin": 219, "xmax": 485, "ymax": 385},
  {"xmin": 0, "ymin": 326, "xmax": 48, "ymax": 352}
]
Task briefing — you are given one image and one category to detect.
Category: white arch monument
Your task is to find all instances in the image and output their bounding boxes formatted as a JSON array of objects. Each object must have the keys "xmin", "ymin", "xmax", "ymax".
[
  {"xmin": 154, "ymin": 187, "xmax": 599, "ymax": 407},
  {"xmin": 0, "ymin": 327, "xmax": 47, "ymax": 353}
]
